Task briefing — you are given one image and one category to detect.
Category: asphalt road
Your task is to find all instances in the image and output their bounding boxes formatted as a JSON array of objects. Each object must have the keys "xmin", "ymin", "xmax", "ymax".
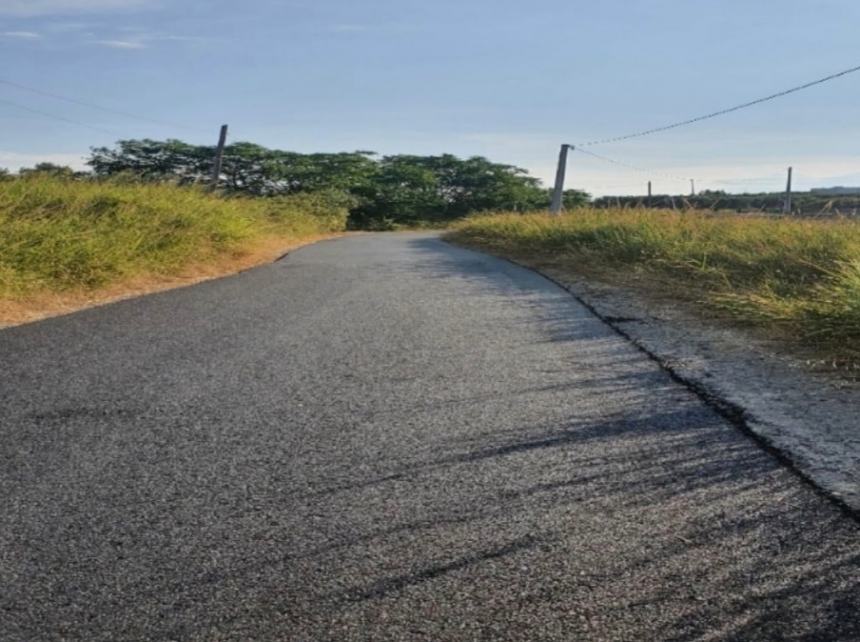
[{"xmin": 2, "ymin": 232, "xmax": 859, "ymax": 641}]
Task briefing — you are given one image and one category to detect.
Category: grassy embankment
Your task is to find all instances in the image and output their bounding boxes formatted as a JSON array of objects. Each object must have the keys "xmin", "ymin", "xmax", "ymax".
[
  {"xmin": 0, "ymin": 176, "xmax": 349, "ymax": 324},
  {"xmin": 449, "ymin": 210, "xmax": 860, "ymax": 369}
]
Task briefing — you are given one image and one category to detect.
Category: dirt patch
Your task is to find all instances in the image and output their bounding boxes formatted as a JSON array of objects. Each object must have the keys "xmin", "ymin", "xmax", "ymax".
[{"xmin": 0, "ymin": 233, "xmax": 347, "ymax": 328}]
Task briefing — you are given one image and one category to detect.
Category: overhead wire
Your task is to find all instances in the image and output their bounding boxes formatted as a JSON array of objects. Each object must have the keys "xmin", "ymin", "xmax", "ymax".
[
  {"xmin": 576, "ymin": 62, "xmax": 860, "ymax": 147},
  {"xmin": 0, "ymin": 77, "xmax": 208, "ymax": 134},
  {"xmin": 567, "ymin": 62, "xmax": 860, "ymax": 192},
  {"xmin": 573, "ymin": 147, "xmax": 693, "ymax": 183},
  {"xmin": 0, "ymin": 98, "xmax": 118, "ymax": 136},
  {"xmin": 4, "ymin": 61, "xmax": 858, "ymax": 190}
]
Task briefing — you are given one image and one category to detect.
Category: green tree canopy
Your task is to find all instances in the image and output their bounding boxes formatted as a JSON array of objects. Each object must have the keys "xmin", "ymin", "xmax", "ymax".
[
  {"xmin": 18, "ymin": 163, "xmax": 80, "ymax": 178},
  {"xmin": 88, "ymin": 139, "xmax": 590, "ymax": 227}
]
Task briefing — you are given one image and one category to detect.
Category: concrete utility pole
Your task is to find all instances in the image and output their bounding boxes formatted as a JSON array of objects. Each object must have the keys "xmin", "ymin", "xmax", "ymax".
[
  {"xmin": 550, "ymin": 144, "xmax": 572, "ymax": 214},
  {"xmin": 690, "ymin": 179, "xmax": 696, "ymax": 197},
  {"xmin": 783, "ymin": 166, "xmax": 793, "ymax": 214},
  {"xmin": 647, "ymin": 181, "xmax": 652, "ymax": 207},
  {"xmin": 211, "ymin": 124, "xmax": 229, "ymax": 187}
]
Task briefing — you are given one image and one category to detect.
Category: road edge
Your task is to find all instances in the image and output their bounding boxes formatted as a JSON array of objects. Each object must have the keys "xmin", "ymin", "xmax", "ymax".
[
  {"xmin": 449, "ymin": 244, "xmax": 860, "ymax": 524},
  {"xmin": 0, "ymin": 233, "xmax": 350, "ymax": 331}
]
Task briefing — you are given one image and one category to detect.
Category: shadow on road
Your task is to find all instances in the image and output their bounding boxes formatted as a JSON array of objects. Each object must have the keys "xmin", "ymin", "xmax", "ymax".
[{"xmin": 4, "ymin": 233, "xmax": 858, "ymax": 641}]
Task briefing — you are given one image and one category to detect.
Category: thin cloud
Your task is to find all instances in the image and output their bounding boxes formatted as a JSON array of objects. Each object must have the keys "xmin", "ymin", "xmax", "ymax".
[
  {"xmin": 88, "ymin": 32, "xmax": 204, "ymax": 49},
  {"xmin": 1, "ymin": 31, "xmax": 42, "ymax": 39},
  {"xmin": 92, "ymin": 39, "xmax": 146, "ymax": 49}
]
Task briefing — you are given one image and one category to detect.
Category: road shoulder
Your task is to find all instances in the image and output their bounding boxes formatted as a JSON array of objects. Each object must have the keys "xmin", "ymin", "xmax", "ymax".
[{"xmin": 450, "ymin": 247, "xmax": 860, "ymax": 513}]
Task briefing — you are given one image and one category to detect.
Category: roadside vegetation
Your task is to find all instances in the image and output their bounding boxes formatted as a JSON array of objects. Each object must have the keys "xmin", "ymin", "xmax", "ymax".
[
  {"xmin": 595, "ymin": 190, "xmax": 860, "ymax": 217},
  {"xmin": 0, "ymin": 174, "xmax": 350, "ymax": 321},
  {"xmin": 448, "ymin": 209, "xmax": 860, "ymax": 367},
  {"xmin": 1, "ymin": 140, "xmax": 585, "ymax": 324},
  {"xmin": 8, "ymin": 139, "xmax": 860, "ymax": 346},
  {"xmin": 88, "ymin": 139, "xmax": 589, "ymax": 228}
]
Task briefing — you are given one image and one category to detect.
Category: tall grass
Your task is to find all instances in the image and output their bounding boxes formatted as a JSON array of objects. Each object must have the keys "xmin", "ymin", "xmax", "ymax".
[
  {"xmin": 449, "ymin": 210, "xmax": 860, "ymax": 364},
  {"xmin": 0, "ymin": 176, "xmax": 349, "ymax": 299}
]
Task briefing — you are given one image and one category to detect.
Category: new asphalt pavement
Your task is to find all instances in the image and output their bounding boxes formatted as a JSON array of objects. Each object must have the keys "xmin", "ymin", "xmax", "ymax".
[{"xmin": 1, "ymin": 232, "xmax": 859, "ymax": 641}]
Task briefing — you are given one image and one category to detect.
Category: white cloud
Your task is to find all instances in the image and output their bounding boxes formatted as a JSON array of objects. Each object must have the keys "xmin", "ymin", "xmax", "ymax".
[
  {"xmin": 92, "ymin": 38, "xmax": 145, "ymax": 49},
  {"xmin": 0, "ymin": 151, "xmax": 88, "ymax": 172},
  {"xmin": 87, "ymin": 31, "xmax": 205, "ymax": 49},
  {"xmin": 0, "ymin": 0, "xmax": 151, "ymax": 17},
  {"xmin": 2, "ymin": 25, "xmax": 203, "ymax": 50},
  {"xmin": 1, "ymin": 31, "xmax": 41, "ymax": 38}
]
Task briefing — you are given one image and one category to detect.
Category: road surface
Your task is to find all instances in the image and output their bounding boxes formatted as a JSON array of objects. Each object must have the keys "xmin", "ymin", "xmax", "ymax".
[{"xmin": 2, "ymin": 232, "xmax": 859, "ymax": 641}]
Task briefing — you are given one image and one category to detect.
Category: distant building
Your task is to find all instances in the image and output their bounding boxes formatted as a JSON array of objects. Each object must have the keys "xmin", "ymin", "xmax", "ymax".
[{"xmin": 810, "ymin": 186, "xmax": 860, "ymax": 195}]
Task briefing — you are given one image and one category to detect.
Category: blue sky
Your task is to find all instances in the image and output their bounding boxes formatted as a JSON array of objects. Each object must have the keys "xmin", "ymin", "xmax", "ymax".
[{"xmin": 2, "ymin": 0, "xmax": 860, "ymax": 196}]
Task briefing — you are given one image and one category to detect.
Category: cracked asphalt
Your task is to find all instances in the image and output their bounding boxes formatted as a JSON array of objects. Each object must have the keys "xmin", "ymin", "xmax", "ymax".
[{"xmin": 1, "ymin": 232, "xmax": 859, "ymax": 641}]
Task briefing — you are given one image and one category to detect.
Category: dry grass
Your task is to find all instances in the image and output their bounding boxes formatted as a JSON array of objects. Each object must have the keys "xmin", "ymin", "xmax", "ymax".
[
  {"xmin": 0, "ymin": 233, "xmax": 344, "ymax": 326},
  {"xmin": 448, "ymin": 209, "xmax": 860, "ymax": 368},
  {"xmin": 0, "ymin": 176, "xmax": 350, "ymax": 326}
]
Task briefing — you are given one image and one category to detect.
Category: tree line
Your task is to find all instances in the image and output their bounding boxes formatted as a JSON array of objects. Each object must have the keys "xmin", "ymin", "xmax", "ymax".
[{"xmin": 81, "ymin": 139, "xmax": 589, "ymax": 228}]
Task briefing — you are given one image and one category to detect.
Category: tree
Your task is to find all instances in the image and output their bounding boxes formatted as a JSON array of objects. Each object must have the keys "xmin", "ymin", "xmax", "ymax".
[
  {"xmin": 561, "ymin": 188, "xmax": 591, "ymax": 208},
  {"xmin": 19, "ymin": 162, "xmax": 79, "ymax": 178},
  {"xmin": 350, "ymin": 154, "xmax": 550, "ymax": 227},
  {"xmin": 88, "ymin": 139, "xmax": 557, "ymax": 227},
  {"xmin": 89, "ymin": 139, "xmax": 210, "ymax": 182}
]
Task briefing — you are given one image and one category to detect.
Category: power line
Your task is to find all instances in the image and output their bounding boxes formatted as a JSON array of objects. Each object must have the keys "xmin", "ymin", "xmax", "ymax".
[
  {"xmin": 707, "ymin": 173, "xmax": 786, "ymax": 187},
  {"xmin": 573, "ymin": 146, "xmax": 692, "ymax": 182},
  {"xmin": 0, "ymin": 98, "xmax": 118, "ymax": 136},
  {"xmin": 0, "ymin": 78, "xmax": 206, "ymax": 134},
  {"xmin": 577, "ymin": 62, "xmax": 860, "ymax": 147},
  {"xmin": 574, "ymin": 147, "xmax": 794, "ymax": 192}
]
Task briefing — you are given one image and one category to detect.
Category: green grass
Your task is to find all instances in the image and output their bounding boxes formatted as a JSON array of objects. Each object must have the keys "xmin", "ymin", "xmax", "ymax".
[
  {"xmin": 448, "ymin": 209, "xmax": 860, "ymax": 367},
  {"xmin": 0, "ymin": 176, "xmax": 349, "ymax": 299}
]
